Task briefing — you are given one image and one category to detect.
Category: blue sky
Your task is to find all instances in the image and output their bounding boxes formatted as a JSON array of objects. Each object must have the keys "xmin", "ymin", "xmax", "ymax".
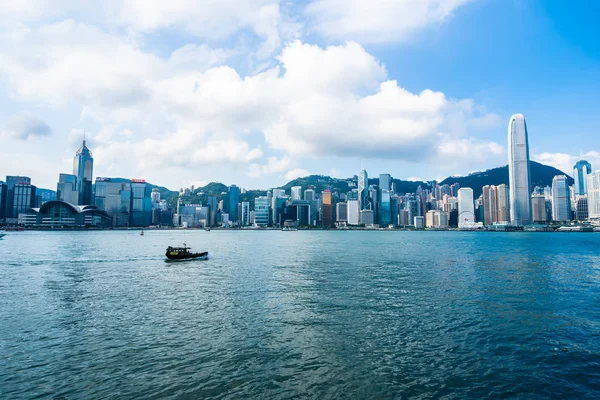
[{"xmin": 0, "ymin": 0, "xmax": 599, "ymax": 190}]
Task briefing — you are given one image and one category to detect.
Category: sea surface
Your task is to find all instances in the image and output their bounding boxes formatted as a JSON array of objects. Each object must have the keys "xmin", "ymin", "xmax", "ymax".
[{"xmin": 1, "ymin": 230, "xmax": 600, "ymax": 399}]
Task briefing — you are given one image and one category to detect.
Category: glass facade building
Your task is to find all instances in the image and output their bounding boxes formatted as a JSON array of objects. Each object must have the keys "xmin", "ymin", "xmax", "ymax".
[
  {"xmin": 57, "ymin": 173, "xmax": 79, "ymax": 205},
  {"xmin": 573, "ymin": 160, "xmax": 592, "ymax": 196},
  {"xmin": 130, "ymin": 180, "xmax": 152, "ymax": 227},
  {"xmin": 508, "ymin": 114, "xmax": 532, "ymax": 225},
  {"xmin": 457, "ymin": 188, "xmax": 475, "ymax": 228},
  {"xmin": 378, "ymin": 189, "xmax": 391, "ymax": 226},
  {"xmin": 94, "ymin": 179, "xmax": 132, "ymax": 227},
  {"xmin": 254, "ymin": 196, "xmax": 270, "ymax": 226},
  {"xmin": 358, "ymin": 169, "xmax": 371, "ymax": 212},
  {"xmin": 552, "ymin": 175, "xmax": 572, "ymax": 221},
  {"xmin": 224, "ymin": 185, "xmax": 240, "ymax": 224},
  {"xmin": 73, "ymin": 140, "xmax": 94, "ymax": 205}
]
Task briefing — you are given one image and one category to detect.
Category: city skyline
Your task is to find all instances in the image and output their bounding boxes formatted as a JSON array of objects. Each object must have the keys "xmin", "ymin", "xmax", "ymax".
[{"xmin": 1, "ymin": 1, "xmax": 600, "ymax": 190}]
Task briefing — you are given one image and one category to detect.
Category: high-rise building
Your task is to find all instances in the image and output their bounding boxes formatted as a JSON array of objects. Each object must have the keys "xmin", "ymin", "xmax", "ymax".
[
  {"xmin": 73, "ymin": 139, "xmax": 94, "ymax": 205},
  {"xmin": 457, "ymin": 188, "xmax": 475, "ymax": 228},
  {"xmin": 130, "ymin": 179, "xmax": 152, "ymax": 227},
  {"xmin": 56, "ymin": 173, "xmax": 79, "ymax": 205},
  {"xmin": 482, "ymin": 185, "xmax": 497, "ymax": 226},
  {"xmin": 379, "ymin": 174, "xmax": 391, "ymax": 191},
  {"xmin": 494, "ymin": 184, "xmax": 510, "ymax": 223},
  {"xmin": 358, "ymin": 169, "xmax": 370, "ymax": 211},
  {"xmin": 336, "ymin": 202, "xmax": 347, "ymax": 223},
  {"xmin": 378, "ymin": 189, "xmax": 391, "ymax": 226},
  {"xmin": 291, "ymin": 186, "xmax": 302, "ymax": 201},
  {"xmin": 321, "ymin": 190, "xmax": 333, "ymax": 227},
  {"xmin": 151, "ymin": 188, "xmax": 161, "ymax": 203},
  {"xmin": 224, "ymin": 185, "xmax": 240, "ymax": 223},
  {"xmin": 574, "ymin": 160, "xmax": 592, "ymax": 196},
  {"xmin": 575, "ymin": 196, "xmax": 588, "ymax": 221},
  {"xmin": 508, "ymin": 113, "xmax": 532, "ymax": 225},
  {"xmin": 552, "ymin": 175, "xmax": 572, "ymax": 221},
  {"xmin": 254, "ymin": 197, "xmax": 269, "ymax": 226},
  {"xmin": 4, "ymin": 176, "xmax": 36, "ymax": 221},
  {"xmin": 304, "ymin": 188, "xmax": 315, "ymax": 202},
  {"xmin": 347, "ymin": 200, "xmax": 360, "ymax": 225},
  {"xmin": 241, "ymin": 201, "xmax": 250, "ymax": 226},
  {"xmin": 587, "ymin": 171, "xmax": 600, "ymax": 221},
  {"xmin": 531, "ymin": 194, "xmax": 547, "ymax": 223},
  {"xmin": 94, "ymin": 178, "xmax": 132, "ymax": 227}
]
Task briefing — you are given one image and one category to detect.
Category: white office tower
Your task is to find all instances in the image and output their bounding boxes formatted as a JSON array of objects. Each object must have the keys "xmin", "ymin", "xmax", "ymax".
[
  {"xmin": 586, "ymin": 172, "xmax": 600, "ymax": 222},
  {"xmin": 552, "ymin": 175, "xmax": 572, "ymax": 221},
  {"xmin": 508, "ymin": 114, "xmax": 532, "ymax": 225},
  {"xmin": 347, "ymin": 200, "xmax": 360, "ymax": 225},
  {"xmin": 291, "ymin": 186, "xmax": 302, "ymax": 201},
  {"xmin": 458, "ymin": 188, "xmax": 475, "ymax": 228}
]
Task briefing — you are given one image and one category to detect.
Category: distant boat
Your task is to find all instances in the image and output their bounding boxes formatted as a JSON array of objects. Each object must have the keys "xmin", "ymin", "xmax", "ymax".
[
  {"xmin": 140, "ymin": 230, "xmax": 144, "ymax": 236},
  {"xmin": 0, "ymin": 233, "xmax": 6, "ymax": 240},
  {"xmin": 205, "ymin": 228, "xmax": 211, "ymax": 231},
  {"xmin": 165, "ymin": 243, "xmax": 208, "ymax": 261},
  {"xmin": 281, "ymin": 226, "xmax": 298, "ymax": 231}
]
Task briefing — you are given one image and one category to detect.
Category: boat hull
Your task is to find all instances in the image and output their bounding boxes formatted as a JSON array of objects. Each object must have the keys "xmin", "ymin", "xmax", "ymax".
[{"xmin": 165, "ymin": 251, "xmax": 208, "ymax": 261}]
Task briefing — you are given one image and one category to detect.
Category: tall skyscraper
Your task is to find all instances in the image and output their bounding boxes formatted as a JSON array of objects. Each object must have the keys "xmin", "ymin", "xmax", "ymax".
[
  {"xmin": 358, "ymin": 169, "xmax": 371, "ymax": 211},
  {"xmin": 508, "ymin": 113, "xmax": 532, "ymax": 225},
  {"xmin": 482, "ymin": 185, "xmax": 497, "ymax": 226},
  {"xmin": 531, "ymin": 194, "xmax": 547, "ymax": 223},
  {"xmin": 588, "ymin": 172, "xmax": 600, "ymax": 221},
  {"xmin": 56, "ymin": 173, "xmax": 79, "ymax": 205},
  {"xmin": 495, "ymin": 184, "xmax": 510, "ymax": 223},
  {"xmin": 378, "ymin": 189, "xmax": 391, "ymax": 226},
  {"xmin": 552, "ymin": 175, "xmax": 572, "ymax": 221},
  {"xmin": 224, "ymin": 185, "xmax": 240, "ymax": 223},
  {"xmin": 347, "ymin": 200, "xmax": 360, "ymax": 225},
  {"xmin": 573, "ymin": 160, "xmax": 592, "ymax": 196},
  {"xmin": 321, "ymin": 190, "xmax": 332, "ymax": 227},
  {"xmin": 379, "ymin": 174, "xmax": 391, "ymax": 192},
  {"xmin": 457, "ymin": 188, "xmax": 475, "ymax": 228},
  {"xmin": 291, "ymin": 186, "xmax": 302, "ymax": 201},
  {"xmin": 336, "ymin": 202, "xmax": 348, "ymax": 223},
  {"xmin": 4, "ymin": 176, "xmax": 36, "ymax": 220},
  {"xmin": 254, "ymin": 197, "xmax": 269, "ymax": 226},
  {"xmin": 240, "ymin": 201, "xmax": 250, "ymax": 226},
  {"xmin": 73, "ymin": 139, "xmax": 94, "ymax": 205}
]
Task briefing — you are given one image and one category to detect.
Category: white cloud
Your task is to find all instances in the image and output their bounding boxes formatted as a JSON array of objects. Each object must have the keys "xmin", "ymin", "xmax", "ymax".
[
  {"xmin": 248, "ymin": 156, "xmax": 292, "ymax": 178},
  {"xmin": 305, "ymin": 0, "xmax": 473, "ymax": 43},
  {"xmin": 285, "ymin": 168, "xmax": 312, "ymax": 181},
  {"xmin": 0, "ymin": 114, "xmax": 52, "ymax": 140},
  {"xmin": 0, "ymin": 10, "xmax": 502, "ymax": 188},
  {"xmin": 533, "ymin": 151, "xmax": 600, "ymax": 176}
]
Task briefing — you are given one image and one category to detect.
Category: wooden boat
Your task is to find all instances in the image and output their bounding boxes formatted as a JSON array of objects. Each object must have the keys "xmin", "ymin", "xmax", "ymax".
[{"xmin": 165, "ymin": 243, "xmax": 208, "ymax": 260}]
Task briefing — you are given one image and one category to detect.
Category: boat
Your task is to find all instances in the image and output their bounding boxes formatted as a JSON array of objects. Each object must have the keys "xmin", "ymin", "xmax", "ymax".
[
  {"xmin": 165, "ymin": 243, "xmax": 208, "ymax": 261},
  {"xmin": 140, "ymin": 230, "xmax": 145, "ymax": 236},
  {"xmin": 0, "ymin": 233, "xmax": 6, "ymax": 239},
  {"xmin": 205, "ymin": 227, "xmax": 210, "ymax": 231}
]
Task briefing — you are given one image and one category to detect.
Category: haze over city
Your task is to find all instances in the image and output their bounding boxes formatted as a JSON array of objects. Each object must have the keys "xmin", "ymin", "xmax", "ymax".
[{"xmin": 1, "ymin": 0, "xmax": 600, "ymax": 190}]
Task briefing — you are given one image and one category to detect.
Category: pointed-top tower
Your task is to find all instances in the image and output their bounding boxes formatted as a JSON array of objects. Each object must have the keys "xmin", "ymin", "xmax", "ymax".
[{"xmin": 73, "ymin": 136, "xmax": 94, "ymax": 205}]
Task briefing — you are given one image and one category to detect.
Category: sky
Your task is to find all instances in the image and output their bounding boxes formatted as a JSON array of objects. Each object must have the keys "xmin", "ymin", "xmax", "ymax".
[{"xmin": 1, "ymin": 0, "xmax": 599, "ymax": 190}]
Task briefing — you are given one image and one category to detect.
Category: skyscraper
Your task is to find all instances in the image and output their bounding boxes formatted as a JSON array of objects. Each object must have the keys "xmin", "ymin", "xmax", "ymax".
[
  {"xmin": 254, "ymin": 197, "xmax": 269, "ymax": 226},
  {"xmin": 552, "ymin": 175, "xmax": 572, "ymax": 221},
  {"xmin": 495, "ymin": 184, "xmax": 510, "ymax": 223},
  {"xmin": 457, "ymin": 188, "xmax": 475, "ymax": 228},
  {"xmin": 508, "ymin": 113, "xmax": 532, "ymax": 225},
  {"xmin": 531, "ymin": 194, "xmax": 547, "ymax": 223},
  {"xmin": 73, "ymin": 139, "xmax": 94, "ymax": 205},
  {"xmin": 291, "ymin": 186, "xmax": 302, "ymax": 201},
  {"xmin": 321, "ymin": 190, "xmax": 332, "ymax": 227},
  {"xmin": 224, "ymin": 185, "xmax": 240, "ymax": 223},
  {"xmin": 482, "ymin": 185, "xmax": 497, "ymax": 226},
  {"xmin": 358, "ymin": 169, "xmax": 370, "ymax": 211},
  {"xmin": 573, "ymin": 160, "xmax": 592, "ymax": 196},
  {"xmin": 588, "ymin": 171, "xmax": 600, "ymax": 221},
  {"xmin": 379, "ymin": 174, "xmax": 391, "ymax": 192},
  {"xmin": 378, "ymin": 189, "xmax": 391, "ymax": 226}
]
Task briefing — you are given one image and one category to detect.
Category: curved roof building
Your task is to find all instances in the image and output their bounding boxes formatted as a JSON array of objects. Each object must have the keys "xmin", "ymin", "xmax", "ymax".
[{"xmin": 508, "ymin": 114, "xmax": 532, "ymax": 225}]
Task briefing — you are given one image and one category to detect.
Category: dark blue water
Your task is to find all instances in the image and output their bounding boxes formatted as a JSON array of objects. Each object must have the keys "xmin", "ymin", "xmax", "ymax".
[{"xmin": 1, "ymin": 230, "xmax": 600, "ymax": 399}]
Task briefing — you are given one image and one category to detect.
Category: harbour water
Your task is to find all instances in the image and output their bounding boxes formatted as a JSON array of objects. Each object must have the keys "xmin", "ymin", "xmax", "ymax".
[{"xmin": 1, "ymin": 230, "xmax": 600, "ymax": 399}]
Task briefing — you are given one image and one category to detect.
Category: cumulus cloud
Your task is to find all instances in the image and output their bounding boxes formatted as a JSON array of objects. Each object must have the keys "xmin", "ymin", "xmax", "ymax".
[
  {"xmin": 534, "ymin": 151, "xmax": 600, "ymax": 176},
  {"xmin": 0, "ymin": 4, "xmax": 503, "ymax": 188},
  {"xmin": 285, "ymin": 168, "xmax": 312, "ymax": 181},
  {"xmin": 1, "ymin": 114, "xmax": 52, "ymax": 140},
  {"xmin": 306, "ymin": 0, "xmax": 473, "ymax": 43}
]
